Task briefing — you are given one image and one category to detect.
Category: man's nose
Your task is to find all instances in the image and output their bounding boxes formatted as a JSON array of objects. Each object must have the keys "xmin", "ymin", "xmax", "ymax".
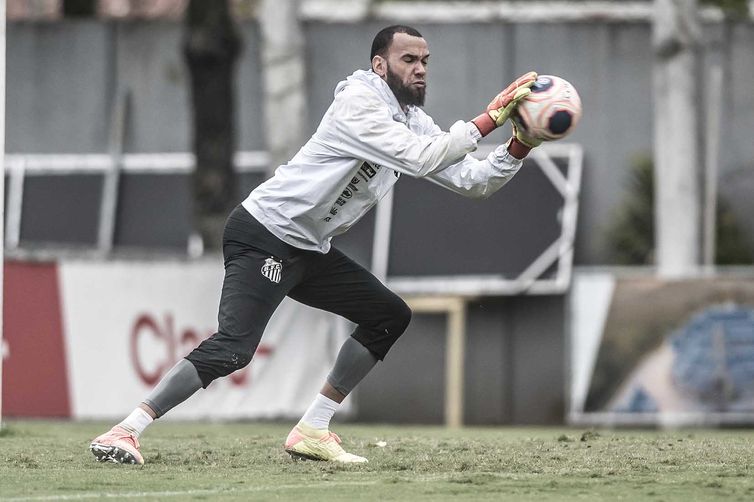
[{"xmin": 414, "ymin": 63, "xmax": 426, "ymax": 77}]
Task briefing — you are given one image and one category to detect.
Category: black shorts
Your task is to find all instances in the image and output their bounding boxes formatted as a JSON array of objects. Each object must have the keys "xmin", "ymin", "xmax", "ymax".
[{"xmin": 185, "ymin": 205, "xmax": 411, "ymax": 388}]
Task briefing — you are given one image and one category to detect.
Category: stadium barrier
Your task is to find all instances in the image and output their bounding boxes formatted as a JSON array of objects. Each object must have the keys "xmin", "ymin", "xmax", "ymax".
[
  {"xmin": 2, "ymin": 259, "xmax": 351, "ymax": 420},
  {"xmin": 569, "ymin": 269, "xmax": 754, "ymax": 427}
]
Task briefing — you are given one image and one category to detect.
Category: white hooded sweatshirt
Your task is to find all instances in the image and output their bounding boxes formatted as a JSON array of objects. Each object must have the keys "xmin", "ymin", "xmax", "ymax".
[{"xmin": 243, "ymin": 69, "xmax": 523, "ymax": 253}]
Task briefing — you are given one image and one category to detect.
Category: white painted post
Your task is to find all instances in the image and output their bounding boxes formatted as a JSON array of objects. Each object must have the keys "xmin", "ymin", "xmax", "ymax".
[
  {"xmin": 445, "ymin": 300, "xmax": 467, "ymax": 428},
  {"xmin": 703, "ymin": 64, "xmax": 723, "ymax": 268},
  {"xmin": 404, "ymin": 296, "xmax": 468, "ymax": 427},
  {"xmin": 0, "ymin": 0, "xmax": 6, "ymax": 429},
  {"xmin": 652, "ymin": 0, "xmax": 702, "ymax": 277},
  {"xmin": 260, "ymin": 0, "xmax": 307, "ymax": 174},
  {"xmin": 97, "ymin": 90, "xmax": 129, "ymax": 255}
]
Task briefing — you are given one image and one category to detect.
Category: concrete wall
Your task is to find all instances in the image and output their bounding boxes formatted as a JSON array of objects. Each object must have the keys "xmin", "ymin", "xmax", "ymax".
[
  {"xmin": 7, "ymin": 21, "xmax": 112, "ymax": 153},
  {"xmin": 6, "ymin": 21, "xmax": 266, "ymax": 250},
  {"xmin": 6, "ymin": 20, "xmax": 265, "ymax": 154},
  {"xmin": 7, "ymin": 19, "xmax": 754, "ymax": 263},
  {"xmin": 356, "ymin": 296, "xmax": 566, "ymax": 425},
  {"xmin": 714, "ymin": 23, "xmax": 754, "ymax": 239}
]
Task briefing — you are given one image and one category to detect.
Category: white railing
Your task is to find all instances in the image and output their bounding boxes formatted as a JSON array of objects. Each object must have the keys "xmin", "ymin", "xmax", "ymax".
[
  {"xmin": 4, "ymin": 142, "xmax": 583, "ymax": 297},
  {"xmin": 3, "ymin": 151, "xmax": 271, "ymax": 253},
  {"xmin": 385, "ymin": 142, "xmax": 584, "ymax": 296}
]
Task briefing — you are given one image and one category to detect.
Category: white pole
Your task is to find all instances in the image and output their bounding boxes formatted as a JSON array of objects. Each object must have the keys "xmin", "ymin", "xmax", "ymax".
[
  {"xmin": 652, "ymin": 0, "xmax": 701, "ymax": 278},
  {"xmin": 403, "ymin": 296, "xmax": 468, "ymax": 427},
  {"xmin": 0, "ymin": 0, "xmax": 7, "ymax": 429},
  {"xmin": 703, "ymin": 64, "xmax": 723, "ymax": 269},
  {"xmin": 260, "ymin": 0, "xmax": 307, "ymax": 175},
  {"xmin": 97, "ymin": 90, "xmax": 128, "ymax": 255}
]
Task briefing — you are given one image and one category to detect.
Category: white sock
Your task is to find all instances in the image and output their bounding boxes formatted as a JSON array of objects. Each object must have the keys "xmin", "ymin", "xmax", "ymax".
[
  {"xmin": 118, "ymin": 407, "xmax": 154, "ymax": 438},
  {"xmin": 300, "ymin": 394, "xmax": 341, "ymax": 430}
]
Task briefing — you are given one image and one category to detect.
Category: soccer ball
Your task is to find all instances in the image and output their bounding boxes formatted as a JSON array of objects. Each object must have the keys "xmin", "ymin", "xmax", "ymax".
[{"xmin": 512, "ymin": 75, "xmax": 582, "ymax": 141}]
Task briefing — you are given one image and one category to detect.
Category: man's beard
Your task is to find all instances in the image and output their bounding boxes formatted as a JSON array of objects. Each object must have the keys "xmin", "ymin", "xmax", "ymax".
[{"xmin": 386, "ymin": 66, "xmax": 425, "ymax": 107}]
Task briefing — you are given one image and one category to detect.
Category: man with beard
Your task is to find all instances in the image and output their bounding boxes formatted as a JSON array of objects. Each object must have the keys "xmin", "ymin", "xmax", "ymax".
[{"xmin": 90, "ymin": 25, "xmax": 540, "ymax": 465}]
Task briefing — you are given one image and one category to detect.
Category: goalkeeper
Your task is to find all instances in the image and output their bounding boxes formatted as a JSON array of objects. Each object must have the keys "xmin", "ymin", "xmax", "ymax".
[{"xmin": 90, "ymin": 25, "xmax": 539, "ymax": 465}]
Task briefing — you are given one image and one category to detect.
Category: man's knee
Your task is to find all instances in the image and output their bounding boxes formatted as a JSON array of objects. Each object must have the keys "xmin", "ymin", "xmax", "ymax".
[
  {"xmin": 390, "ymin": 296, "xmax": 412, "ymax": 335},
  {"xmin": 185, "ymin": 332, "xmax": 257, "ymax": 387},
  {"xmin": 352, "ymin": 295, "xmax": 412, "ymax": 360}
]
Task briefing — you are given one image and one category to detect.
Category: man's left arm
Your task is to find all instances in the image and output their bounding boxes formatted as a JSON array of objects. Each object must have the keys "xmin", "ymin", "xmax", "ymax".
[
  {"xmin": 417, "ymin": 69, "xmax": 545, "ymax": 198},
  {"xmin": 424, "ymin": 140, "xmax": 524, "ymax": 199},
  {"xmin": 416, "ymin": 112, "xmax": 523, "ymax": 199}
]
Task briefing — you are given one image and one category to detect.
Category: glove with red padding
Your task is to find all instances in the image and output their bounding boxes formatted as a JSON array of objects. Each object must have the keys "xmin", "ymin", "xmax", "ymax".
[
  {"xmin": 472, "ymin": 71, "xmax": 538, "ymax": 137},
  {"xmin": 506, "ymin": 123, "xmax": 543, "ymax": 159}
]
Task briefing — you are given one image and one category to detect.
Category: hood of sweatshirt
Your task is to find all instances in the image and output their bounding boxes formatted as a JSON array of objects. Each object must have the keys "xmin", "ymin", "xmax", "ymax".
[{"xmin": 333, "ymin": 69, "xmax": 416, "ymax": 124}]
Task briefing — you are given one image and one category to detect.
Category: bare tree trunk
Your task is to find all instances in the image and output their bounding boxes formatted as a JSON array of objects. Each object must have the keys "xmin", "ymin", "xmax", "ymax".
[
  {"xmin": 652, "ymin": 0, "xmax": 701, "ymax": 277},
  {"xmin": 62, "ymin": 0, "xmax": 96, "ymax": 16},
  {"xmin": 184, "ymin": 0, "xmax": 240, "ymax": 250}
]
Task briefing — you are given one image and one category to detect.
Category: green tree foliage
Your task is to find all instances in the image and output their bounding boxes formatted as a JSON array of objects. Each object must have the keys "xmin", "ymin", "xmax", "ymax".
[
  {"xmin": 701, "ymin": 0, "xmax": 750, "ymax": 17},
  {"xmin": 605, "ymin": 156, "xmax": 754, "ymax": 265},
  {"xmin": 605, "ymin": 156, "xmax": 655, "ymax": 265},
  {"xmin": 716, "ymin": 198, "xmax": 754, "ymax": 264}
]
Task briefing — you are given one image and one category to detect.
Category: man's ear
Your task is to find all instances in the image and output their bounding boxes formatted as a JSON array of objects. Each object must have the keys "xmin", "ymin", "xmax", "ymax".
[{"xmin": 372, "ymin": 55, "xmax": 387, "ymax": 78}]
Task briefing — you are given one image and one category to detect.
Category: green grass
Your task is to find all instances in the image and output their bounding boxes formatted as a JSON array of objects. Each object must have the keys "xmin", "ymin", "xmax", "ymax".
[{"xmin": 1, "ymin": 421, "xmax": 754, "ymax": 501}]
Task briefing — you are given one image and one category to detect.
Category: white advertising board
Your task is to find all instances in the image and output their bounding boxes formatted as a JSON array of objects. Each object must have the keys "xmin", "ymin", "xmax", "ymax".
[{"xmin": 57, "ymin": 259, "xmax": 349, "ymax": 420}]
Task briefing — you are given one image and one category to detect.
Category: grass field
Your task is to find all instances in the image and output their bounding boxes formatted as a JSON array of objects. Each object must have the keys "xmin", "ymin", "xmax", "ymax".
[{"xmin": 1, "ymin": 421, "xmax": 753, "ymax": 501}]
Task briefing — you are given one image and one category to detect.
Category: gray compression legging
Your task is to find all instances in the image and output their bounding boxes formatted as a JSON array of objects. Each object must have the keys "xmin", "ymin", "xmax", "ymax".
[
  {"xmin": 143, "ymin": 359, "xmax": 203, "ymax": 418},
  {"xmin": 326, "ymin": 336, "xmax": 379, "ymax": 396},
  {"xmin": 143, "ymin": 337, "xmax": 377, "ymax": 417}
]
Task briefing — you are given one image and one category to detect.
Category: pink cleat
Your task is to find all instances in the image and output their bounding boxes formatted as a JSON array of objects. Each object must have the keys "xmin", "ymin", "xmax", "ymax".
[
  {"xmin": 89, "ymin": 426, "xmax": 144, "ymax": 465},
  {"xmin": 284, "ymin": 422, "xmax": 368, "ymax": 463}
]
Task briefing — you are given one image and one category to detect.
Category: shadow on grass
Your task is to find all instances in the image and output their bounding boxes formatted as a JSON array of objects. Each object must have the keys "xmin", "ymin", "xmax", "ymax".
[{"xmin": 0, "ymin": 426, "xmax": 17, "ymax": 438}]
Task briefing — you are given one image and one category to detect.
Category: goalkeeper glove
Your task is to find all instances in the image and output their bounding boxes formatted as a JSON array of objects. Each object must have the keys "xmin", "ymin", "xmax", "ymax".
[
  {"xmin": 512, "ymin": 123, "xmax": 542, "ymax": 149},
  {"xmin": 472, "ymin": 71, "xmax": 538, "ymax": 137},
  {"xmin": 506, "ymin": 124, "xmax": 542, "ymax": 160}
]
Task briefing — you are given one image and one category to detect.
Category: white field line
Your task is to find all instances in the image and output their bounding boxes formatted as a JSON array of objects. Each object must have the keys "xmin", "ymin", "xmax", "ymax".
[
  {"xmin": 2, "ymin": 480, "xmax": 379, "ymax": 501},
  {"xmin": 0, "ymin": 472, "xmax": 495, "ymax": 501}
]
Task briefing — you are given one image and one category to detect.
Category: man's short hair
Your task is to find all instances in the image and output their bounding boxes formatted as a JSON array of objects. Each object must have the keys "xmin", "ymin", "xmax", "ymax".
[{"xmin": 370, "ymin": 25, "xmax": 423, "ymax": 61}]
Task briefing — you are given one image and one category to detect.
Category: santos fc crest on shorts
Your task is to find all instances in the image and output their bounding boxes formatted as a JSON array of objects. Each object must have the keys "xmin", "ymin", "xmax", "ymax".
[{"xmin": 261, "ymin": 257, "xmax": 282, "ymax": 284}]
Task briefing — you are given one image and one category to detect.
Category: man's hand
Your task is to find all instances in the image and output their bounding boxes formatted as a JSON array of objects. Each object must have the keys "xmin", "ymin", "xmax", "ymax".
[
  {"xmin": 506, "ymin": 123, "xmax": 543, "ymax": 159},
  {"xmin": 512, "ymin": 123, "xmax": 542, "ymax": 149},
  {"xmin": 472, "ymin": 71, "xmax": 538, "ymax": 137}
]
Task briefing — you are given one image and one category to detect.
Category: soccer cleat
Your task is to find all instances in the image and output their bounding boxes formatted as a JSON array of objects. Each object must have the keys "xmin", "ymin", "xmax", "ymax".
[
  {"xmin": 284, "ymin": 422, "xmax": 368, "ymax": 463},
  {"xmin": 89, "ymin": 425, "xmax": 144, "ymax": 465}
]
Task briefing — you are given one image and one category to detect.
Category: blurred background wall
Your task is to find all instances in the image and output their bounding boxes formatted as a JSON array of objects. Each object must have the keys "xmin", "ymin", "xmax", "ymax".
[
  {"xmin": 3, "ymin": 0, "xmax": 754, "ymax": 425},
  {"xmin": 6, "ymin": 15, "xmax": 754, "ymax": 263}
]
